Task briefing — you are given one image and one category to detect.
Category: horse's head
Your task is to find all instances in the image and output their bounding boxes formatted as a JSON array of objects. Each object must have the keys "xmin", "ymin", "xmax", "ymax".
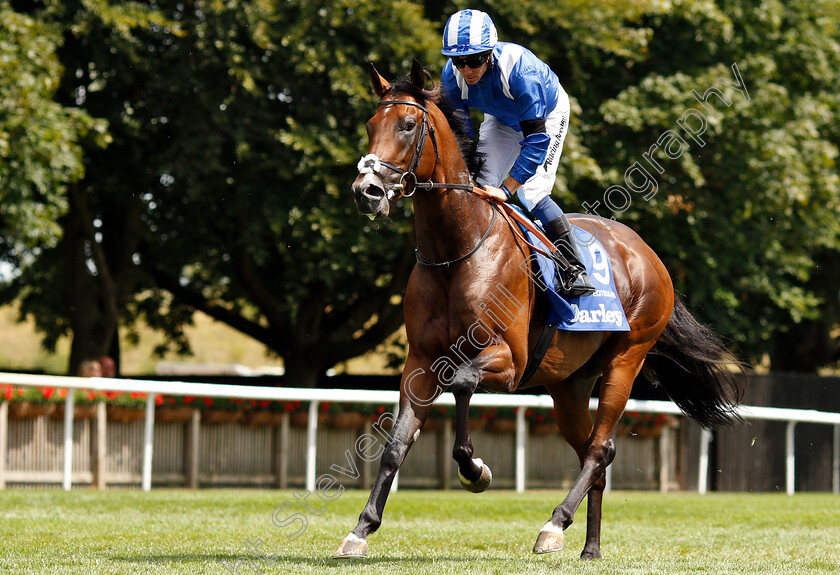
[{"xmin": 352, "ymin": 60, "xmax": 438, "ymax": 220}]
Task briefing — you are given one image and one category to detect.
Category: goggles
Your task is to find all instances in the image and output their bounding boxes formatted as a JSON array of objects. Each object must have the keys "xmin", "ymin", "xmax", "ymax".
[{"xmin": 450, "ymin": 52, "xmax": 490, "ymax": 69}]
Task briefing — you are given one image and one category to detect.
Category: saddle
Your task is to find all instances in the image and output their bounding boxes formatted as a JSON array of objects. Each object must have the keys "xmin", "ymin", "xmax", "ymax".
[{"xmin": 493, "ymin": 203, "xmax": 631, "ymax": 384}]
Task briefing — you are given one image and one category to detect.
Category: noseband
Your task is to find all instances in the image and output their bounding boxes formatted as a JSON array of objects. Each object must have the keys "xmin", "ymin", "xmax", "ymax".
[
  {"xmin": 357, "ymin": 99, "xmax": 474, "ymax": 198},
  {"xmin": 357, "ymin": 97, "xmax": 493, "ymax": 268}
]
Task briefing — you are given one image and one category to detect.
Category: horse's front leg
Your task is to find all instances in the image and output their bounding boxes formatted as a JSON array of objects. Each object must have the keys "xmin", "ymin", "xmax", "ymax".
[
  {"xmin": 533, "ymin": 411, "xmax": 617, "ymax": 555},
  {"xmin": 451, "ymin": 365, "xmax": 493, "ymax": 492},
  {"xmin": 451, "ymin": 341, "xmax": 518, "ymax": 493},
  {"xmin": 333, "ymin": 360, "xmax": 433, "ymax": 559},
  {"xmin": 581, "ymin": 470, "xmax": 607, "ymax": 559}
]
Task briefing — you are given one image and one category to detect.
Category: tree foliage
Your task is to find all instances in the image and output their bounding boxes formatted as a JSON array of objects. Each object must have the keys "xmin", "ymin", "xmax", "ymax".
[
  {"xmin": 0, "ymin": 1, "xmax": 104, "ymax": 271},
  {"xmin": 435, "ymin": 0, "xmax": 840, "ymax": 367},
  {"xmin": 132, "ymin": 0, "xmax": 443, "ymax": 385},
  {"xmin": 1, "ymin": 0, "xmax": 839, "ymax": 376},
  {"xmin": 590, "ymin": 0, "xmax": 840, "ymax": 365},
  {"xmin": 2, "ymin": 0, "xmax": 440, "ymax": 382}
]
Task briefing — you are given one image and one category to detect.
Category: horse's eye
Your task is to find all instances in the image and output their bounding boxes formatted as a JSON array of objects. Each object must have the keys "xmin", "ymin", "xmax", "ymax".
[{"xmin": 403, "ymin": 121, "xmax": 416, "ymax": 132}]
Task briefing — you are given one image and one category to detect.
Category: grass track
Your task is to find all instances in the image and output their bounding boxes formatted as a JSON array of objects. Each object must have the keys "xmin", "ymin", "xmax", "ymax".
[{"xmin": 2, "ymin": 489, "xmax": 839, "ymax": 574}]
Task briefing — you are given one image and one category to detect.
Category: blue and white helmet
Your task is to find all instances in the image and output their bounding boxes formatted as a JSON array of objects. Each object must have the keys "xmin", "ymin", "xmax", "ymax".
[{"xmin": 441, "ymin": 9, "xmax": 498, "ymax": 56}]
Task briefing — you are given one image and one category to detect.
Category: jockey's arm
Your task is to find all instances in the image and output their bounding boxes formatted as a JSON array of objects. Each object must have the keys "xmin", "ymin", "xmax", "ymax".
[
  {"xmin": 481, "ymin": 176, "xmax": 522, "ymax": 202},
  {"xmin": 485, "ymin": 62, "xmax": 553, "ymax": 203}
]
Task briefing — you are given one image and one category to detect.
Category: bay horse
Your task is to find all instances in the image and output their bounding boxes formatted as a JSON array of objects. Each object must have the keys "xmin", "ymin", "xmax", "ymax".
[{"xmin": 336, "ymin": 59, "xmax": 744, "ymax": 560}]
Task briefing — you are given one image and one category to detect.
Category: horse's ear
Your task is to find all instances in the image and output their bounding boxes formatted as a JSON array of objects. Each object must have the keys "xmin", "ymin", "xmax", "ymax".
[
  {"xmin": 410, "ymin": 59, "xmax": 427, "ymax": 90},
  {"xmin": 368, "ymin": 63, "xmax": 391, "ymax": 98}
]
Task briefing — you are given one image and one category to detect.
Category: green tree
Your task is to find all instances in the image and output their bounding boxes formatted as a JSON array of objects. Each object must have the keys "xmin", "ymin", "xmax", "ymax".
[
  {"xmin": 5, "ymin": 0, "xmax": 839, "ymax": 377},
  {"xmin": 435, "ymin": 1, "xmax": 840, "ymax": 370},
  {"xmin": 1, "ymin": 0, "xmax": 181, "ymax": 374},
  {"xmin": 593, "ymin": 0, "xmax": 840, "ymax": 368},
  {"xmin": 139, "ymin": 0, "xmax": 440, "ymax": 386},
  {"xmin": 0, "ymin": 1, "xmax": 110, "ymax": 373},
  {"xmin": 4, "ymin": 0, "xmax": 440, "ymax": 382},
  {"xmin": 0, "ymin": 1, "xmax": 103, "ymax": 287}
]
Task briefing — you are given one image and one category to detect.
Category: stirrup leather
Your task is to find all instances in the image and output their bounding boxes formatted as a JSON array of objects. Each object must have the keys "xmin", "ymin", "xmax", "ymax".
[{"xmin": 544, "ymin": 216, "xmax": 596, "ymax": 298}]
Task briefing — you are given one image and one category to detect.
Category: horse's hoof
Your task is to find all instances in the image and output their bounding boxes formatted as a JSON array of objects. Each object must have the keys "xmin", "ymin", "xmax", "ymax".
[
  {"xmin": 459, "ymin": 458, "xmax": 492, "ymax": 493},
  {"xmin": 332, "ymin": 534, "xmax": 368, "ymax": 559},
  {"xmin": 533, "ymin": 522, "xmax": 565, "ymax": 554}
]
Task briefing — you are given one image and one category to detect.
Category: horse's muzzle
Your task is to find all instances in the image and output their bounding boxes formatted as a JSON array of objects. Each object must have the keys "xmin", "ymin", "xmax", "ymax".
[{"xmin": 352, "ymin": 173, "xmax": 390, "ymax": 219}]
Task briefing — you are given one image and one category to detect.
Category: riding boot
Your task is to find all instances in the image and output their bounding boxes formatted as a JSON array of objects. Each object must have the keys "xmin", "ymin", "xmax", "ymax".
[{"xmin": 544, "ymin": 215, "xmax": 596, "ymax": 298}]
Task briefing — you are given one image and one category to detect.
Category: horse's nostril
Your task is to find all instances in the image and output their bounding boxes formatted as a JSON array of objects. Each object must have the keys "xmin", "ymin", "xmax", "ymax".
[{"xmin": 362, "ymin": 184, "xmax": 385, "ymax": 201}]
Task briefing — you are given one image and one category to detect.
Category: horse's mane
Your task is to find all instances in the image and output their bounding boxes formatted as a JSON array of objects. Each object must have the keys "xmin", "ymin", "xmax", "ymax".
[{"xmin": 385, "ymin": 76, "xmax": 483, "ymax": 177}]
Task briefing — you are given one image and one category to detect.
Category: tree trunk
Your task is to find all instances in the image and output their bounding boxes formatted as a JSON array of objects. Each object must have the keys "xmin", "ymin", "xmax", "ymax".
[
  {"xmin": 64, "ymin": 184, "xmax": 120, "ymax": 375},
  {"xmin": 281, "ymin": 356, "xmax": 322, "ymax": 388}
]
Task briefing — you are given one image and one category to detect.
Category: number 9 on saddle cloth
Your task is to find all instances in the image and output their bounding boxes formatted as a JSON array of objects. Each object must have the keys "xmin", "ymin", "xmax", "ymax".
[{"xmin": 515, "ymin": 209, "xmax": 629, "ymax": 332}]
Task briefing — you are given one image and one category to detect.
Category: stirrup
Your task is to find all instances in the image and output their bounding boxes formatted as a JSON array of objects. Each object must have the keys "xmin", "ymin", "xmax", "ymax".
[{"xmin": 557, "ymin": 266, "xmax": 595, "ymax": 298}]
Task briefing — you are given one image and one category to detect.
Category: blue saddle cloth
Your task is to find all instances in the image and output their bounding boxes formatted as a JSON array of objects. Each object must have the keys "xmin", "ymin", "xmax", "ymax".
[{"xmin": 513, "ymin": 208, "xmax": 630, "ymax": 332}]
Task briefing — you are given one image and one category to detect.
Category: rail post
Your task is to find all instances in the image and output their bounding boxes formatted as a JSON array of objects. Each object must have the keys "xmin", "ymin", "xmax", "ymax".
[
  {"xmin": 62, "ymin": 390, "xmax": 75, "ymax": 491},
  {"xmin": 516, "ymin": 405, "xmax": 526, "ymax": 493},
  {"xmin": 659, "ymin": 427, "xmax": 670, "ymax": 493},
  {"xmin": 0, "ymin": 400, "xmax": 8, "ymax": 489},
  {"xmin": 390, "ymin": 401, "xmax": 400, "ymax": 493},
  {"xmin": 698, "ymin": 428, "xmax": 712, "ymax": 495},
  {"xmin": 305, "ymin": 400, "xmax": 319, "ymax": 493},
  {"xmin": 833, "ymin": 424, "xmax": 839, "ymax": 495},
  {"xmin": 785, "ymin": 420, "xmax": 796, "ymax": 496},
  {"xmin": 142, "ymin": 393, "xmax": 156, "ymax": 492}
]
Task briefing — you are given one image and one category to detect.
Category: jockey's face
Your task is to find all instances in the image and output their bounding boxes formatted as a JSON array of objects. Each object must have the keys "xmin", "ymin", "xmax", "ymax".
[
  {"xmin": 452, "ymin": 52, "xmax": 491, "ymax": 85},
  {"xmin": 461, "ymin": 59, "xmax": 490, "ymax": 85}
]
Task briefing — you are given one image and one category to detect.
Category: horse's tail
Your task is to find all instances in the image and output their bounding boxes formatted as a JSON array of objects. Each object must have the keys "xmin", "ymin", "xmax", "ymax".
[{"xmin": 643, "ymin": 293, "xmax": 747, "ymax": 428}]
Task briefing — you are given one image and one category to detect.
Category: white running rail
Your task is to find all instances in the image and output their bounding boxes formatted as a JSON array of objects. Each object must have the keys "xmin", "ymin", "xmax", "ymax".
[{"xmin": 1, "ymin": 372, "xmax": 838, "ymax": 495}]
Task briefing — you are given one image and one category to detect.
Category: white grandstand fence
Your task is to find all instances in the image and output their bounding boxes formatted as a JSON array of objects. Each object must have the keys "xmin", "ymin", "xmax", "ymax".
[{"xmin": 0, "ymin": 372, "xmax": 838, "ymax": 496}]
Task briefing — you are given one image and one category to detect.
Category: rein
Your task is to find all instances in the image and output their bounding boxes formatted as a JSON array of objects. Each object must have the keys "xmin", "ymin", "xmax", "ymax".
[
  {"xmin": 359, "ymin": 98, "xmax": 558, "ymax": 268},
  {"xmin": 415, "ymin": 192, "xmax": 557, "ymax": 268},
  {"xmin": 416, "ymin": 208, "xmax": 497, "ymax": 268}
]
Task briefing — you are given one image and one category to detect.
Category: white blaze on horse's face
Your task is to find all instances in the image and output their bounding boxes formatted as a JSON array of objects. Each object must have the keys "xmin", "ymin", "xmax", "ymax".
[{"xmin": 353, "ymin": 154, "xmax": 391, "ymax": 219}]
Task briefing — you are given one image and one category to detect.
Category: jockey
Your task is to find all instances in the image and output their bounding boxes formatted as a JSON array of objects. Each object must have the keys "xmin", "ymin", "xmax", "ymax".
[{"xmin": 440, "ymin": 9, "xmax": 595, "ymax": 298}]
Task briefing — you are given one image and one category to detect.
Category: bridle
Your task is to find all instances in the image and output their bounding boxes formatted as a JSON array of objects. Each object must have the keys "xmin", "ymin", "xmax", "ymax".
[
  {"xmin": 355, "ymin": 87, "xmax": 570, "ymax": 275},
  {"xmin": 358, "ymin": 96, "xmax": 556, "ymax": 269},
  {"xmin": 376, "ymin": 99, "xmax": 438, "ymax": 193},
  {"xmin": 357, "ymin": 99, "xmax": 475, "ymax": 201},
  {"xmin": 357, "ymin": 97, "xmax": 491, "ymax": 269}
]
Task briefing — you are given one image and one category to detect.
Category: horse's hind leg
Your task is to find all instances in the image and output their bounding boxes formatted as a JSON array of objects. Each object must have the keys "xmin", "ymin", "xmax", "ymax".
[
  {"xmin": 451, "ymin": 365, "xmax": 492, "ymax": 492},
  {"xmin": 536, "ymin": 371, "xmax": 603, "ymax": 556},
  {"xmin": 534, "ymin": 342, "xmax": 651, "ymax": 557},
  {"xmin": 582, "ymin": 471, "xmax": 608, "ymax": 559}
]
